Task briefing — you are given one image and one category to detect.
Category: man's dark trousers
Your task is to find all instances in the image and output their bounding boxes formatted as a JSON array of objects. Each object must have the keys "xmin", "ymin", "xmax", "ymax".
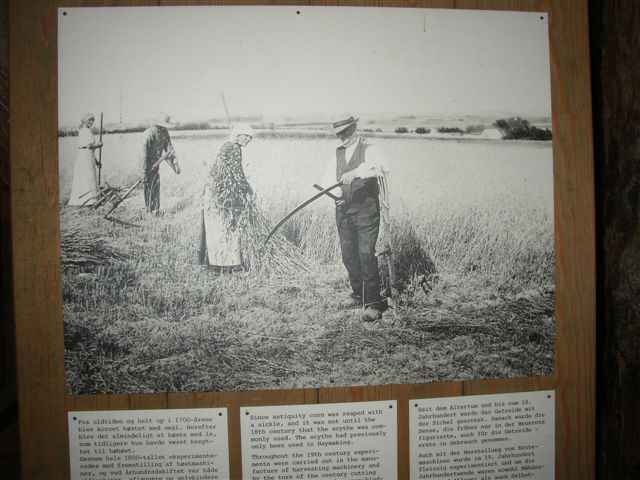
[
  {"xmin": 336, "ymin": 199, "xmax": 383, "ymax": 307},
  {"xmin": 144, "ymin": 170, "xmax": 160, "ymax": 213}
]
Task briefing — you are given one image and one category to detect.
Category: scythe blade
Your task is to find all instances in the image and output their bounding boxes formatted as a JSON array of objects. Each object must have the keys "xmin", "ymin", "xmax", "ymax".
[{"xmin": 265, "ymin": 182, "xmax": 343, "ymax": 244}]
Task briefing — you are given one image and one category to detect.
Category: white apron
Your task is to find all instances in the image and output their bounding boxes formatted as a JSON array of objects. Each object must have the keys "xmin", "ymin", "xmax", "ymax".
[
  {"xmin": 202, "ymin": 205, "xmax": 242, "ymax": 267},
  {"xmin": 68, "ymin": 128, "xmax": 99, "ymax": 206}
]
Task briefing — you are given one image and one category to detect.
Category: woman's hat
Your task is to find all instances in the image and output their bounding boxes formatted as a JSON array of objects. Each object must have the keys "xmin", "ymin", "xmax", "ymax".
[
  {"xmin": 332, "ymin": 115, "xmax": 359, "ymax": 134},
  {"xmin": 153, "ymin": 112, "xmax": 176, "ymax": 128},
  {"xmin": 230, "ymin": 122, "xmax": 254, "ymax": 138},
  {"xmin": 80, "ymin": 113, "xmax": 94, "ymax": 124}
]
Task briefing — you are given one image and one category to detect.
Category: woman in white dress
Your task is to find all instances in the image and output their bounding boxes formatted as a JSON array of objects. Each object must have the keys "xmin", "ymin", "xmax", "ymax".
[
  {"xmin": 199, "ymin": 123, "xmax": 254, "ymax": 273},
  {"xmin": 68, "ymin": 113, "xmax": 102, "ymax": 206}
]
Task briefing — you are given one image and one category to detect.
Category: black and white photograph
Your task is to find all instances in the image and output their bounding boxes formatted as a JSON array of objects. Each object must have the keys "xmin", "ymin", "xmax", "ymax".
[{"xmin": 58, "ymin": 6, "xmax": 555, "ymax": 394}]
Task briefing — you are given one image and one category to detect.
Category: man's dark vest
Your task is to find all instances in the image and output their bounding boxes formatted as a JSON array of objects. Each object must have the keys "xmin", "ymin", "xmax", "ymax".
[{"xmin": 336, "ymin": 139, "xmax": 379, "ymax": 212}]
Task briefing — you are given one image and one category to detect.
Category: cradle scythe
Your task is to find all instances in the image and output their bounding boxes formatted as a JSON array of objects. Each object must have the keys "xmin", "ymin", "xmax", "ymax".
[
  {"xmin": 265, "ymin": 182, "xmax": 343, "ymax": 244},
  {"xmin": 97, "ymin": 112, "xmax": 104, "ymax": 185},
  {"xmin": 103, "ymin": 150, "xmax": 180, "ymax": 220}
]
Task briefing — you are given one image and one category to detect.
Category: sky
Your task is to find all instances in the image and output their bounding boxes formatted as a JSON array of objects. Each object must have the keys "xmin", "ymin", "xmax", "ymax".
[{"xmin": 58, "ymin": 6, "xmax": 552, "ymax": 127}]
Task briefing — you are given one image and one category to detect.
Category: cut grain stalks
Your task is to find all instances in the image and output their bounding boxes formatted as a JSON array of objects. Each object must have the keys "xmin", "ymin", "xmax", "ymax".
[
  {"xmin": 238, "ymin": 201, "xmax": 318, "ymax": 277},
  {"xmin": 61, "ymin": 224, "xmax": 129, "ymax": 269}
]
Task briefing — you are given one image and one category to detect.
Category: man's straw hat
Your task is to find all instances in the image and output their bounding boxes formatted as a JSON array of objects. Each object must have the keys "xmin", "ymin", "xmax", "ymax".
[
  {"xmin": 332, "ymin": 115, "xmax": 359, "ymax": 134},
  {"xmin": 153, "ymin": 112, "xmax": 176, "ymax": 128}
]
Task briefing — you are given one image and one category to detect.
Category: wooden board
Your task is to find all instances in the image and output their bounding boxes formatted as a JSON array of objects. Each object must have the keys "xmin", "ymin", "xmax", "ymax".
[
  {"xmin": 9, "ymin": 1, "xmax": 594, "ymax": 478},
  {"xmin": 593, "ymin": 0, "xmax": 640, "ymax": 477}
]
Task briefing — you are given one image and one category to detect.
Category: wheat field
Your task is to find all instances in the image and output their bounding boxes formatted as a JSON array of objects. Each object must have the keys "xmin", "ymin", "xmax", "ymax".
[{"xmin": 59, "ymin": 130, "xmax": 555, "ymax": 394}]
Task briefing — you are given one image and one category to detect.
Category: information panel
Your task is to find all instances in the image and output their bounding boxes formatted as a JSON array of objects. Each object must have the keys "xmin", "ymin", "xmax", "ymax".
[
  {"xmin": 240, "ymin": 400, "xmax": 397, "ymax": 480},
  {"xmin": 68, "ymin": 408, "xmax": 230, "ymax": 480},
  {"xmin": 410, "ymin": 390, "xmax": 554, "ymax": 479}
]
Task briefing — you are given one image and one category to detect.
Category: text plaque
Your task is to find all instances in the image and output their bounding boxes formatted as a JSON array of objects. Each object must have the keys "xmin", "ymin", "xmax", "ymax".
[
  {"xmin": 68, "ymin": 408, "xmax": 230, "ymax": 480},
  {"xmin": 241, "ymin": 400, "xmax": 397, "ymax": 480},
  {"xmin": 410, "ymin": 390, "xmax": 554, "ymax": 479}
]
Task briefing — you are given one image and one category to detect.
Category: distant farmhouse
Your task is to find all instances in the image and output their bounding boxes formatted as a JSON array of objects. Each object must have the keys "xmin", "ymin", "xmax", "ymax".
[{"xmin": 480, "ymin": 127, "xmax": 505, "ymax": 139}]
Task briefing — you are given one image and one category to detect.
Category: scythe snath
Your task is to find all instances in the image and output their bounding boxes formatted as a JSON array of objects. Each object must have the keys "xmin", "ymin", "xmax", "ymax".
[{"xmin": 376, "ymin": 172, "xmax": 399, "ymax": 304}]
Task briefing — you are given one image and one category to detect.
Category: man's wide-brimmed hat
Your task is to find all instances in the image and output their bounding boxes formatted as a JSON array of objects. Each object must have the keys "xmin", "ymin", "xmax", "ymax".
[
  {"xmin": 153, "ymin": 112, "xmax": 176, "ymax": 128},
  {"xmin": 332, "ymin": 115, "xmax": 359, "ymax": 134}
]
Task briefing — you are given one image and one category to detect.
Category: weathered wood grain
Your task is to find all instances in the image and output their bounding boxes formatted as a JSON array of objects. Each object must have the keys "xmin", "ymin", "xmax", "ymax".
[
  {"xmin": 10, "ymin": 1, "xmax": 68, "ymax": 477},
  {"xmin": 0, "ymin": 0, "xmax": 15, "ymax": 418},
  {"xmin": 595, "ymin": 0, "xmax": 640, "ymax": 478},
  {"xmin": 544, "ymin": 3, "xmax": 595, "ymax": 480},
  {"xmin": 67, "ymin": 393, "xmax": 169, "ymax": 411}
]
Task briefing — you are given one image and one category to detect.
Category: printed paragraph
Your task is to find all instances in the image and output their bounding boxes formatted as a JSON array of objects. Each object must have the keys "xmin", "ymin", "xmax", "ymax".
[
  {"xmin": 241, "ymin": 401, "xmax": 397, "ymax": 480},
  {"xmin": 68, "ymin": 409, "xmax": 229, "ymax": 480},
  {"xmin": 410, "ymin": 391, "xmax": 554, "ymax": 479}
]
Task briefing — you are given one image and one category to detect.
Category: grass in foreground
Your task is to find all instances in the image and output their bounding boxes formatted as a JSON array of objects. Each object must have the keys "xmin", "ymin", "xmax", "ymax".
[{"xmin": 61, "ymin": 191, "xmax": 554, "ymax": 394}]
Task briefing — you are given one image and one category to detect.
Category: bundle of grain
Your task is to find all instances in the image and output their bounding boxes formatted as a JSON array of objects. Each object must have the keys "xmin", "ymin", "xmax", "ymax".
[
  {"xmin": 237, "ymin": 201, "xmax": 317, "ymax": 276},
  {"xmin": 61, "ymin": 225, "xmax": 129, "ymax": 269},
  {"xmin": 379, "ymin": 220, "xmax": 437, "ymax": 293}
]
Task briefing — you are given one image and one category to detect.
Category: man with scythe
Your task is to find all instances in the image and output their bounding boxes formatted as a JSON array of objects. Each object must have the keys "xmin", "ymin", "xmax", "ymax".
[
  {"xmin": 265, "ymin": 114, "xmax": 391, "ymax": 321},
  {"xmin": 139, "ymin": 112, "xmax": 181, "ymax": 214},
  {"xmin": 322, "ymin": 114, "xmax": 390, "ymax": 321}
]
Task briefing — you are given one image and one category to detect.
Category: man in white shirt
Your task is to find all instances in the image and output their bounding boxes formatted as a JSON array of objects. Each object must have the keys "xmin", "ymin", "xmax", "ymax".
[{"xmin": 322, "ymin": 115, "xmax": 389, "ymax": 321}]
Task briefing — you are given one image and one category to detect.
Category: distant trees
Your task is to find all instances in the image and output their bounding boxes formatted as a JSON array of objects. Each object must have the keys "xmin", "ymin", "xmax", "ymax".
[
  {"xmin": 58, "ymin": 122, "xmax": 229, "ymax": 137},
  {"xmin": 105, "ymin": 126, "xmax": 146, "ymax": 135},
  {"xmin": 394, "ymin": 127, "xmax": 431, "ymax": 134},
  {"xmin": 385, "ymin": 117, "xmax": 551, "ymax": 140},
  {"xmin": 494, "ymin": 117, "xmax": 552, "ymax": 140},
  {"xmin": 174, "ymin": 121, "xmax": 211, "ymax": 131},
  {"xmin": 465, "ymin": 124, "xmax": 486, "ymax": 134},
  {"xmin": 58, "ymin": 127, "xmax": 78, "ymax": 137},
  {"xmin": 58, "ymin": 126, "xmax": 135, "ymax": 137},
  {"xmin": 437, "ymin": 127, "xmax": 464, "ymax": 134}
]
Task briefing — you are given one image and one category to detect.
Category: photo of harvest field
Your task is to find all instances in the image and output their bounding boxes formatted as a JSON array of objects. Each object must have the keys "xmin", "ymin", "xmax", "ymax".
[
  {"xmin": 59, "ymin": 126, "xmax": 554, "ymax": 393},
  {"xmin": 58, "ymin": 6, "xmax": 554, "ymax": 394}
]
